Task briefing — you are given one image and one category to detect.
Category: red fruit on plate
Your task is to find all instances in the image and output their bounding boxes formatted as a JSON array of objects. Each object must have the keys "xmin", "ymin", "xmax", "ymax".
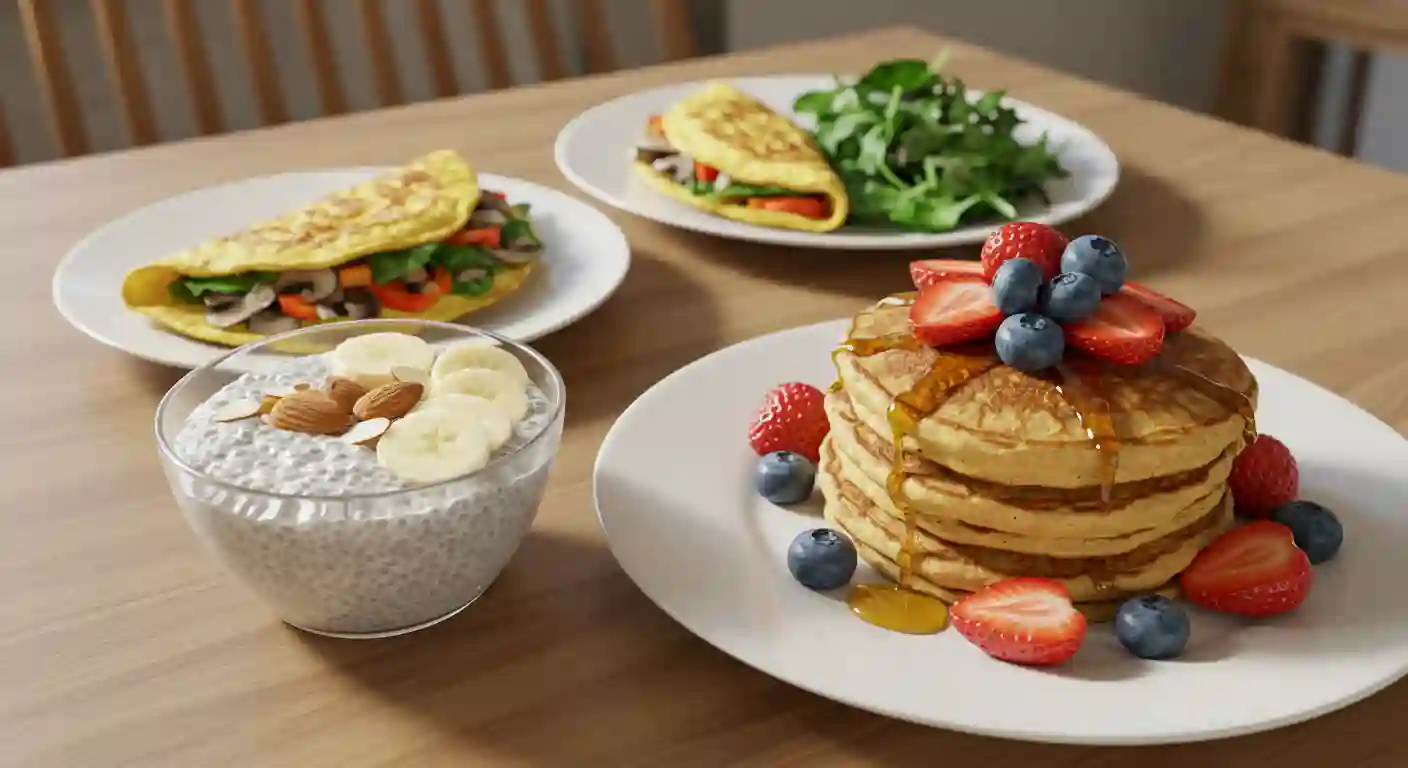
[
  {"xmin": 1180, "ymin": 521, "xmax": 1314, "ymax": 617},
  {"xmin": 980, "ymin": 222, "xmax": 1068, "ymax": 282},
  {"xmin": 1229, "ymin": 435, "xmax": 1299, "ymax": 517},
  {"xmin": 748, "ymin": 382, "xmax": 829, "ymax": 462},
  {"xmin": 909, "ymin": 259, "xmax": 985, "ymax": 291},
  {"xmin": 1064, "ymin": 292, "xmax": 1166, "ymax": 365},
  {"xmin": 908, "ymin": 279, "xmax": 1005, "ymax": 347},
  {"xmin": 951, "ymin": 578, "xmax": 1088, "ymax": 666},
  {"xmin": 1120, "ymin": 282, "xmax": 1197, "ymax": 333}
]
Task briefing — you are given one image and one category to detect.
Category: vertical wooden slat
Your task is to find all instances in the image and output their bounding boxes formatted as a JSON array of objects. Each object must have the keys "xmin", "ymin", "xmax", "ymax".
[
  {"xmin": 355, "ymin": 0, "xmax": 404, "ymax": 106},
  {"xmin": 469, "ymin": 0, "xmax": 511, "ymax": 90},
  {"xmin": 412, "ymin": 0, "xmax": 458, "ymax": 98},
  {"xmin": 0, "ymin": 102, "xmax": 14, "ymax": 167},
  {"xmin": 91, "ymin": 0, "xmax": 158, "ymax": 146},
  {"xmin": 1214, "ymin": 0, "xmax": 1250, "ymax": 122},
  {"xmin": 162, "ymin": 0, "xmax": 224, "ymax": 135},
  {"xmin": 18, "ymin": 0, "xmax": 90, "ymax": 157},
  {"xmin": 523, "ymin": 0, "xmax": 566, "ymax": 81},
  {"xmin": 1339, "ymin": 49, "xmax": 1372, "ymax": 157},
  {"xmin": 231, "ymin": 0, "xmax": 288, "ymax": 125},
  {"xmin": 293, "ymin": 0, "xmax": 348, "ymax": 116},
  {"xmin": 649, "ymin": 0, "xmax": 697, "ymax": 61},
  {"xmin": 578, "ymin": 0, "xmax": 617, "ymax": 74}
]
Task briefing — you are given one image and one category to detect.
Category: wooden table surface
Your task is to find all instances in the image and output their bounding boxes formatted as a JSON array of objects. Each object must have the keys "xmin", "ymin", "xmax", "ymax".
[{"xmin": 4, "ymin": 26, "xmax": 1407, "ymax": 768}]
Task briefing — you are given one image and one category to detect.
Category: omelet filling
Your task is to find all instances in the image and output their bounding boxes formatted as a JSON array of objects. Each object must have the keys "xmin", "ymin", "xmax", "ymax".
[
  {"xmin": 636, "ymin": 116, "xmax": 832, "ymax": 221},
  {"xmin": 167, "ymin": 191, "xmax": 542, "ymax": 334}
]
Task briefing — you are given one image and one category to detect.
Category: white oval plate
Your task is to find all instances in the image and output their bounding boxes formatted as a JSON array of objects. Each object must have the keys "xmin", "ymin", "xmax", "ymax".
[
  {"xmin": 52, "ymin": 170, "xmax": 631, "ymax": 371},
  {"xmin": 594, "ymin": 319, "xmax": 1408, "ymax": 745},
  {"xmin": 556, "ymin": 75, "xmax": 1119, "ymax": 250}
]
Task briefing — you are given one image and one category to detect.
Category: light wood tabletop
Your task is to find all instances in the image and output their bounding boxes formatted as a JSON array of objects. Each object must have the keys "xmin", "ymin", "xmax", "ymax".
[{"xmin": 4, "ymin": 25, "xmax": 1407, "ymax": 768}]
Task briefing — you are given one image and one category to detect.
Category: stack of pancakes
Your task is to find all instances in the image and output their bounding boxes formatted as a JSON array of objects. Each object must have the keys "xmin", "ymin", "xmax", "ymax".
[{"xmin": 820, "ymin": 296, "xmax": 1258, "ymax": 620}]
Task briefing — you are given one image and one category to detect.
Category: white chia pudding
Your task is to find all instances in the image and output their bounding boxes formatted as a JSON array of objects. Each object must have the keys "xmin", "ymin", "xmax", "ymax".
[{"xmin": 164, "ymin": 347, "xmax": 563, "ymax": 636}]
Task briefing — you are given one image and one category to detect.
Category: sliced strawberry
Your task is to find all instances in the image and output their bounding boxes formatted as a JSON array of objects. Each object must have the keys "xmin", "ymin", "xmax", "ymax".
[
  {"xmin": 1064, "ymin": 292, "xmax": 1166, "ymax": 365},
  {"xmin": 908, "ymin": 278, "xmax": 1004, "ymax": 347},
  {"xmin": 747, "ymin": 382, "xmax": 829, "ymax": 462},
  {"xmin": 1180, "ymin": 521, "xmax": 1314, "ymax": 617},
  {"xmin": 1120, "ymin": 282, "xmax": 1197, "ymax": 333},
  {"xmin": 909, "ymin": 259, "xmax": 985, "ymax": 291},
  {"xmin": 951, "ymin": 578, "xmax": 1087, "ymax": 666}
]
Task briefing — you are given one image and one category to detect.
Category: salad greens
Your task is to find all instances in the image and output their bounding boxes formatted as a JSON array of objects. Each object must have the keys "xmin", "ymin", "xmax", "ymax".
[
  {"xmin": 793, "ymin": 56, "xmax": 1066, "ymax": 233},
  {"xmin": 167, "ymin": 271, "xmax": 276, "ymax": 303}
]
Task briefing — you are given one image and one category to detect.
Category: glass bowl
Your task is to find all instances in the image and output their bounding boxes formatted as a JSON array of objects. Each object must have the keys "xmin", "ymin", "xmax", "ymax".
[{"xmin": 155, "ymin": 319, "xmax": 565, "ymax": 638}]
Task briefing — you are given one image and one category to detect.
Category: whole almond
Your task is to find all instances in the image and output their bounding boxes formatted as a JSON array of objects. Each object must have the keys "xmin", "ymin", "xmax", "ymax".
[
  {"xmin": 270, "ymin": 390, "xmax": 353, "ymax": 435},
  {"xmin": 325, "ymin": 376, "xmax": 369, "ymax": 414},
  {"xmin": 353, "ymin": 381, "xmax": 424, "ymax": 421}
]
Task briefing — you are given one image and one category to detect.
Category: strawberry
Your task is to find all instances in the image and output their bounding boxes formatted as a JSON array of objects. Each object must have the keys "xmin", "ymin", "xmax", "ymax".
[
  {"xmin": 909, "ymin": 259, "xmax": 985, "ymax": 291},
  {"xmin": 1180, "ymin": 521, "xmax": 1314, "ymax": 617},
  {"xmin": 980, "ymin": 222, "xmax": 1068, "ymax": 283},
  {"xmin": 1120, "ymin": 282, "xmax": 1197, "ymax": 333},
  {"xmin": 748, "ymin": 383, "xmax": 829, "ymax": 462},
  {"xmin": 1229, "ymin": 435, "xmax": 1299, "ymax": 517},
  {"xmin": 908, "ymin": 278, "xmax": 1005, "ymax": 347},
  {"xmin": 1064, "ymin": 291, "xmax": 1166, "ymax": 365},
  {"xmin": 951, "ymin": 578, "xmax": 1087, "ymax": 666}
]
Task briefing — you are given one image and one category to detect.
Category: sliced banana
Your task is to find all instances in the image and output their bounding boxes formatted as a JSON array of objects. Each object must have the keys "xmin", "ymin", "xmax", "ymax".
[
  {"xmin": 329, "ymin": 332, "xmax": 435, "ymax": 389},
  {"xmin": 431, "ymin": 368, "xmax": 529, "ymax": 424},
  {"xmin": 431, "ymin": 342, "xmax": 530, "ymax": 388},
  {"xmin": 412, "ymin": 394, "xmax": 512, "ymax": 450},
  {"xmin": 376, "ymin": 409, "xmax": 491, "ymax": 485}
]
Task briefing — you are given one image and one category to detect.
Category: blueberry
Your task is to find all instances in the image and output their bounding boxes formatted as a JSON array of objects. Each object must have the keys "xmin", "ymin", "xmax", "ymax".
[
  {"xmin": 787, "ymin": 528, "xmax": 858, "ymax": 590},
  {"xmin": 1115, "ymin": 595, "xmax": 1191, "ymax": 660},
  {"xmin": 995, "ymin": 312, "xmax": 1065, "ymax": 372},
  {"xmin": 991, "ymin": 258, "xmax": 1043, "ymax": 315},
  {"xmin": 755, "ymin": 451, "xmax": 816, "ymax": 504},
  {"xmin": 1060, "ymin": 235, "xmax": 1128, "ymax": 295},
  {"xmin": 1039, "ymin": 272, "xmax": 1102, "ymax": 323},
  {"xmin": 1271, "ymin": 500, "xmax": 1343, "ymax": 564}
]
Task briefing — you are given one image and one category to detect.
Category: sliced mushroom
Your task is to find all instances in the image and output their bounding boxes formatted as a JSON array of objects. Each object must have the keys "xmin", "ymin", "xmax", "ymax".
[
  {"xmin": 713, "ymin": 171, "xmax": 733, "ymax": 192},
  {"xmin": 274, "ymin": 268, "xmax": 338, "ymax": 301},
  {"xmin": 468, "ymin": 208, "xmax": 509, "ymax": 227},
  {"xmin": 344, "ymin": 293, "xmax": 377, "ymax": 320},
  {"xmin": 478, "ymin": 191, "xmax": 513, "ymax": 214},
  {"xmin": 202, "ymin": 292, "xmax": 241, "ymax": 311},
  {"xmin": 651, "ymin": 154, "xmax": 692, "ymax": 183},
  {"xmin": 404, "ymin": 266, "xmax": 429, "ymax": 284},
  {"xmin": 637, "ymin": 134, "xmax": 675, "ymax": 154},
  {"xmin": 456, "ymin": 268, "xmax": 490, "ymax": 283},
  {"xmin": 315, "ymin": 304, "xmax": 341, "ymax": 321},
  {"xmin": 206, "ymin": 284, "xmax": 277, "ymax": 329},
  {"xmin": 247, "ymin": 310, "xmax": 299, "ymax": 335}
]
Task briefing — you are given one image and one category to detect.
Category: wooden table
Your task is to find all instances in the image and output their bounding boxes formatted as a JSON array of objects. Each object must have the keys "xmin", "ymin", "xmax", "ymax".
[{"xmin": 3, "ymin": 26, "xmax": 1406, "ymax": 767}]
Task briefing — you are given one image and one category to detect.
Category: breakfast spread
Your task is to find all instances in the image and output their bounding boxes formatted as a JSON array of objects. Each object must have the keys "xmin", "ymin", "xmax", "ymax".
[
  {"xmin": 633, "ymin": 82, "xmax": 849, "ymax": 232},
  {"xmin": 167, "ymin": 331, "xmax": 559, "ymax": 634},
  {"xmin": 748, "ymin": 221, "xmax": 1345, "ymax": 666},
  {"xmin": 122, "ymin": 150, "xmax": 543, "ymax": 347}
]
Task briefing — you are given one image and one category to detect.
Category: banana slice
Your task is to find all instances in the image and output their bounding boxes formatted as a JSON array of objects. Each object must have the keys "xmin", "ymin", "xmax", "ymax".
[
  {"xmin": 329, "ymin": 332, "xmax": 435, "ymax": 389},
  {"xmin": 431, "ymin": 342, "xmax": 531, "ymax": 388},
  {"xmin": 376, "ymin": 409, "xmax": 491, "ymax": 485},
  {"xmin": 412, "ymin": 394, "xmax": 512, "ymax": 450},
  {"xmin": 431, "ymin": 368, "xmax": 529, "ymax": 424}
]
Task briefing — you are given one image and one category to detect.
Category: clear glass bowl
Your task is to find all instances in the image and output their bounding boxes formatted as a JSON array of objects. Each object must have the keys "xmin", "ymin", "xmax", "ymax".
[{"xmin": 155, "ymin": 319, "xmax": 565, "ymax": 638}]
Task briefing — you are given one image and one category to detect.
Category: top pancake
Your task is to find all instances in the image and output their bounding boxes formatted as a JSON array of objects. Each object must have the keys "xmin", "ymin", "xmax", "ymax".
[{"xmin": 833, "ymin": 294, "xmax": 1258, "ymax": 488}]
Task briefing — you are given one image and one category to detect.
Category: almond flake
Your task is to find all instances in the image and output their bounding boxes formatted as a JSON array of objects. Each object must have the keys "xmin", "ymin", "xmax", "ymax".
[
  {"xmin": 214, "ymin": 399, "xmax": 262, "ymax": 423},
  {"xmin": 341, "ymin": 417, "xmax": 390, "ymax": 447}
]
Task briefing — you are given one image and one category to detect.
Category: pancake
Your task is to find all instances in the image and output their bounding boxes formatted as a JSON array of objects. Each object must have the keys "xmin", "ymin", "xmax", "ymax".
[{"xmin": 632, "ymin": 82, "xmax": 849, "ymax": 232}]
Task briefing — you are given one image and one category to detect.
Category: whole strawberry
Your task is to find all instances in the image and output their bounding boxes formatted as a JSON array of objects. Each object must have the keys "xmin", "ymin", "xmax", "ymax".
[
  {"xmin": 749, "ymin": 383, "xmax": 829, "ymax": 463},
  {"xmin": 1230, "ymin": 435, "xmax": 1299, "ymax": 517},
  {"xmin": 980, "ymin": 222, "xmax": 1068, "ymax": 283}
]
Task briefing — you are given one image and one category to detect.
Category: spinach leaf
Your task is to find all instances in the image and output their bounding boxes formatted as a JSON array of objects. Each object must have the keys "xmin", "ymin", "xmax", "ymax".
[
  {"xmin": 368, "ymin": 243, "xmax": 439, "ymax": 284},
  {"xmin": 172, "ymin": 271, "xmax": 276, "ymax": 302},
  {"xmin": 855, "ymin": 59, "xmax": 932, "ymax": 93},
  {"xmin": 453, "ymin": 273, "xmax": 496, "ymax": 297},
  {"xmin": 500, "ymin": 218, "xmax": 541, "ymax": 248},
  {"xmin": 433, "ymin": 243, "xmax": 499, "ymax": 274}
]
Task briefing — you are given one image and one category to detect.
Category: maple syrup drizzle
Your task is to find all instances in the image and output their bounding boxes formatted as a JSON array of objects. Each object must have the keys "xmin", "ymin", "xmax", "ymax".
[
  {"xmin": 1162, "ymin": 362, "xmax": 1259, "ymax": 448},
  {"xmin": 1051, "ymin": 362, "xmax": 1121, "ymax": 504}
]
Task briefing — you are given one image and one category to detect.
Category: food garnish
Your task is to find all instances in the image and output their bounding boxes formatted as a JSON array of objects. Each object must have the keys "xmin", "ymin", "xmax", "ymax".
[
  {"xmin": 1229, "ymin": 435, "xmax": 1299, "ymax": 517},
  {"xmin": 1180, "ymin": 521, "xmax": 1314, "ymax": 617},
  {"xmin": 787, "ymin": 529, "xmax": 858, "ymax": 591},
  {"xmin": 747, "ymin": 383, "xmax": 829, "ymax": 463},
  {"xmin": 951, "ymin": 578, "xmax": 1087, "ymax": 666}
]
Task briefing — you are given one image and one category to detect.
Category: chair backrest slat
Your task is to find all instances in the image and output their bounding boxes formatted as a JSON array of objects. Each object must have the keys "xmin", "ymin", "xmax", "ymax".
[
  {"xmin": 413, "ymin": 0, "xmax": 459, "ymax": 98},
  {"xmin": 293, "ymin": 0, "xmax": 349, "ymax": 116},
  {"xmin": 524, "ymin": 0, "xmax": 567, "ymax": 82},
  {"xmin": 91, "ymin": 0, "xmax": 159, "ymax": 146},
  {"xmin": 355, "ymin": 0, "xmax": 405, "ymax": 107},
  {"xmin": 469, "ymin": 0, "xmax": 513, "ymax": 90},
  {"xmin": 579, "ymin": 0, "xmax": 618, "ymax": 75},
  {"xmin": 0, "ymin": 102, "xmax": 14, "ymax": 167},
  {"xmin": 651, "ymin": 0, "xmax": 697, "ymax": 61},
  {"xmin": 231, "ymin": 0, "xmax": 288, "ymax": 125},
  {"xmin": 19, "ymin": 0, "xmax": 90, "ymax": 157},
  {"xmin": 162, "ymin": 0, "xmax": 225, "ymax": 135}
]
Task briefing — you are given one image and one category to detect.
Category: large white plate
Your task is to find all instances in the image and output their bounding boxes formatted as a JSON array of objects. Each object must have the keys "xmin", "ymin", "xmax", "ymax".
[
  {"xmin": 594, "ymin": 319, "xmax": 1408, "ymax": 745},
  {"xmin": 52, "ymin": 170, "xmax": 631, "ymax": 371},
  {"xmin": 556, "ymin": 75, "xmax": 1119, "ymax": 250}
]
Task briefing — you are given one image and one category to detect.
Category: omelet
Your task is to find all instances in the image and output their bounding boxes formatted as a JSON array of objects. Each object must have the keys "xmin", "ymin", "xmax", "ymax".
[
  {"xmin": 121, "ymin": 149, "xmax": 543, "ymax": 347},
  {"xmin": 632, "ymin": 82, "xmax": 848, "ymax": 233}
]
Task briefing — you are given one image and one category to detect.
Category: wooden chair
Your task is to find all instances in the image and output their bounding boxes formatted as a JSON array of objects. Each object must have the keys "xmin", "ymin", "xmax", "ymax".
[
  {"xmin": 1215, "ymin": 0, "xmax": 1408, "ymax": 156},
  {"xmin": 5, "ymin": 0, "xmax": 698, "ymax": 167}
]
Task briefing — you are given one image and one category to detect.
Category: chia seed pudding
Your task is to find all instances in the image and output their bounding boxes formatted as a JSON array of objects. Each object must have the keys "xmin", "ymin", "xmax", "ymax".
[{"xmin": 161, "ymin": 336, "xmax": 564, "ymax": 637}]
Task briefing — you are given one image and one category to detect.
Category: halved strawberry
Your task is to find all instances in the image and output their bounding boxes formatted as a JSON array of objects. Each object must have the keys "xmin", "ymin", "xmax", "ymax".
[
  {"xmin": 909, "ymin": 259, "xmax": 985, "ymax": 291},
  {"xmin": 908, "ymin": 278, "xmax": 1004, "ymax": 347},
  {"xmin": 1064, "ymin": 292, "xmax": 1166, "ymax": 365},
  {"xmin": 1180, "ymin": 521, "xmax": 1314, "ymax": 617},
  {"xmin": 951, "ymin": 578, "xmax": 1087, "ymax": 666},
  {"xmin": 1120, "ymin": 282, "xmax": 1197, "ymax": 333}
]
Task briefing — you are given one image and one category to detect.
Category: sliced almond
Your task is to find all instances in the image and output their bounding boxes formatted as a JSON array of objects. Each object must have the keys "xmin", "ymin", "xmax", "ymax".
[
  {"xmin": 266, "ymin": 382, "xmax": 312, "ymax": 398},
  {"xmin": 391, "ymin": 365, "xmax": 429, "ymax": 387},
  {"xmin": 258, "ymin": 395, "xmax": 281, "ymax": 415},
  {"xmin": 353, "ymin": 381, "xmax": 424, "ymax": 421},
  {"xmin": 269, "ymin": 390, "xmax": 353, "ymax": 435},
  {"xmin": 214, "ymin": 399, "xmax": 262, "ymax": 423},
  {"xmin": 340, "ymin": 417, "xmax": 390, "ymax": 447},
  {"xmin": 325, "ymin": 376, "xmax": 369, "ymax": 414}
]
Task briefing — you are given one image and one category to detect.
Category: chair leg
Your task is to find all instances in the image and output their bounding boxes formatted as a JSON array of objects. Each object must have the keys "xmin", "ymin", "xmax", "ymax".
[{"xmin": 1338, "ymin": 49, "xmax": 1372, "ymax": 157}]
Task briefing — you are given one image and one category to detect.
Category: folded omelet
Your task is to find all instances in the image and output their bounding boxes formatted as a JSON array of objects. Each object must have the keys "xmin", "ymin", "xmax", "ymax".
[
  {"xmin": 632, "ymin": 82, "xmax": 848, "ymax": 233},
  {"xmin": 122, "ymin": 149, "xmax": 542, "ymax": 347}
]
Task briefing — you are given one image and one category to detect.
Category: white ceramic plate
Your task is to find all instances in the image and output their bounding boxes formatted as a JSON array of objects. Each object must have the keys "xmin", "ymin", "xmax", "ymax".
[
  {"xmin": 52, "ymin": 170, "xmax": 631, "ymax": 372},
  {"xmin": 556, "ymin": 75, "xmax": 1119, "ymax": 250},
  {"xmin": 594, "ymin": 319, "xmax": 1408, "ymax": 745}
]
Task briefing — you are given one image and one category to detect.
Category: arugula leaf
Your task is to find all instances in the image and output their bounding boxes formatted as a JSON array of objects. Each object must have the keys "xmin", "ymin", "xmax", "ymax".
[
  {"xmin": 368, "ymin": 243, "xmax": 439, "ymax": 284},
  {"xmin": 171, "ymin": 271, "xmax": 276, "ymax": 302},
  {"xmin": 511, "ymin": 203, "xmax": 531, "ymax": 218},
  {"xmin": 855, "ymin": 59, "xmax": 932, "ymax": 94},
  {"xmin": 500, "ymin": 218, "xmax": 541, "ymax": 248}
]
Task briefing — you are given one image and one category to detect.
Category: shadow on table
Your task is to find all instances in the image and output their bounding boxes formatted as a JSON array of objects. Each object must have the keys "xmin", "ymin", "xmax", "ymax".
[{"xmin": 1067, "ymin": 164, "xmax": 1209, "ymax": 281}]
